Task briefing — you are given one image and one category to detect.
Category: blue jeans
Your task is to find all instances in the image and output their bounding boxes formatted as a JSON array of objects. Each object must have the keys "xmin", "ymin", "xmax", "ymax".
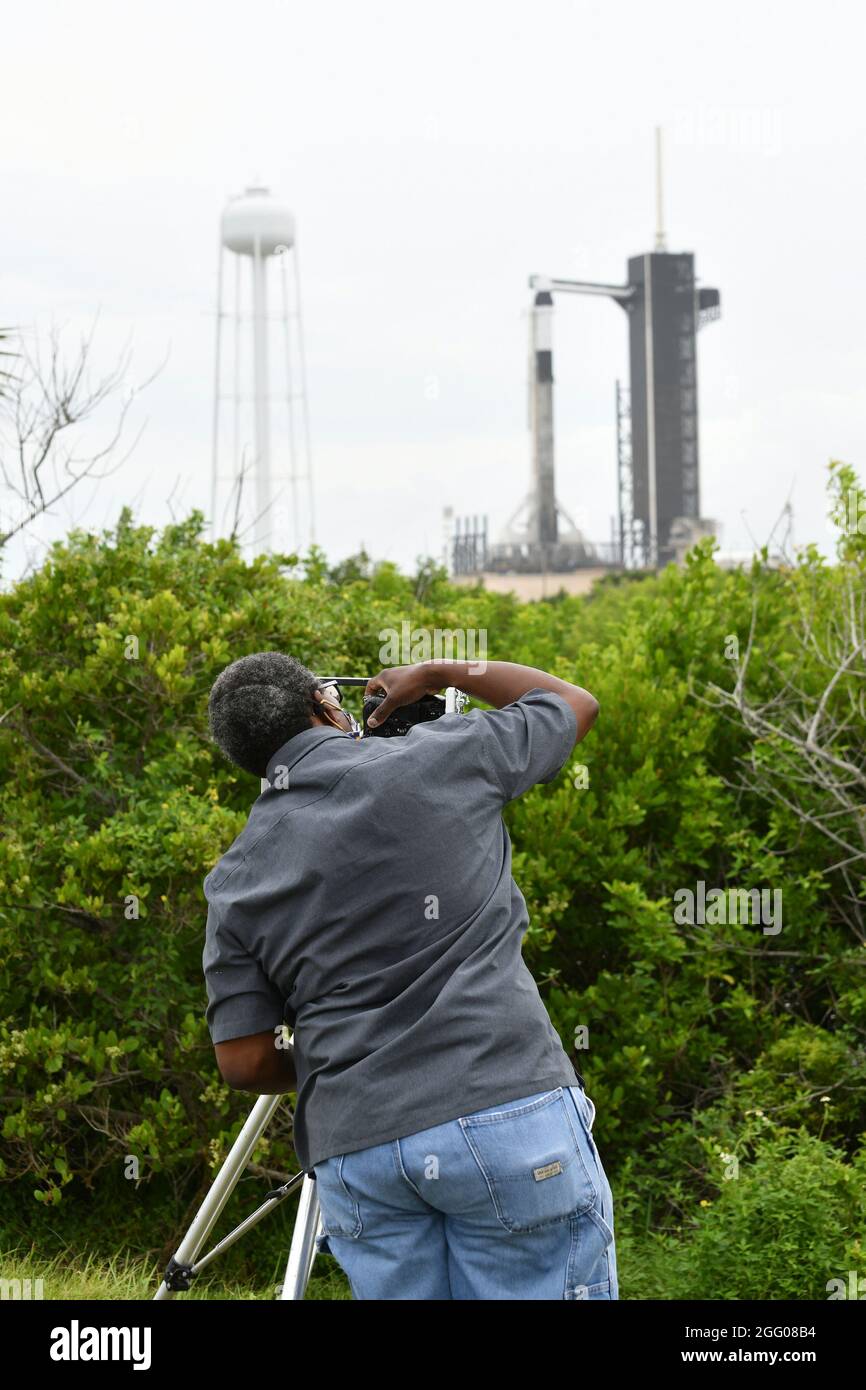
[{"xmin": 311, "ymin": 1084, "xmax": 618, "ymax": 1300}]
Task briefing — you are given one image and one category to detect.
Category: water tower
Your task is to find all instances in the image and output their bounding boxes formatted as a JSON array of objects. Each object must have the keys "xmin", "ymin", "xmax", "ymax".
[{"xmin": 211, "ymin": 184, "xmax": 314, "ymax": 555}]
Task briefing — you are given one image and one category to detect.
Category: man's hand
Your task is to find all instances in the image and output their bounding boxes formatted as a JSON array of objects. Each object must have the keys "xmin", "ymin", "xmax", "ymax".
[
  {"xmin": 365, "ymin": 659, "xmax": 599, "ymax": 745},
  {"xmin": 214, "ymin": 1029, "xmax": 296, "ymax": 1093},
  {"xmin": 364, "ymin": 665, "xmax": 442, "ymax": 727}
]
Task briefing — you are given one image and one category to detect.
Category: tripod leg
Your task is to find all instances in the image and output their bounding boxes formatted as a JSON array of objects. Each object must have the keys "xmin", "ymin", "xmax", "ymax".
[
  {"xmin": 279, "ymin": 1172, "xmax": 322, "ymax": 1300},
  {"xmin": 154, "ymin": 1092, "xmax": 284, "ymax": 1299}
]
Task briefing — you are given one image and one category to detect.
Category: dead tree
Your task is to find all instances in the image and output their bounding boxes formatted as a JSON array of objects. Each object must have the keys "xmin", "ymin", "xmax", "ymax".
[
  {"xmin": 0, "ymin": 318, "xmax": 161, "ymax": 553},
  {"xmin": 696, "ymin": 566, "xmax": 866, "ymax": 942}
]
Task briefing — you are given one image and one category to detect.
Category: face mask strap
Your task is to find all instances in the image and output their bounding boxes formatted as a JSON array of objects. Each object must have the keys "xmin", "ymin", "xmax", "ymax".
[{"xmin": 317, "ymin": 692, "xmax": 362, "ymax": 739}]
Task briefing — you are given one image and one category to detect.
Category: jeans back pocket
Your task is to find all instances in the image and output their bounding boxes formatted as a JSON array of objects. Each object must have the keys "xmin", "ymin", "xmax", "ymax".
[
  {"xmin": 312, "ymin": 1154, "xmax": 363, "ymax": 1239},
  {"xmin": 459, "ymin": 1088, "xmax": 599, "ymax": 1233}
]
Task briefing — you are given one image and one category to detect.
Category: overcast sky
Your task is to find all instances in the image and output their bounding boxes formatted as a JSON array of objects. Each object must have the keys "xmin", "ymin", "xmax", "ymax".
[{"xmin": 3, "ymin": 0, "xmax": 864, "ymax": 581}]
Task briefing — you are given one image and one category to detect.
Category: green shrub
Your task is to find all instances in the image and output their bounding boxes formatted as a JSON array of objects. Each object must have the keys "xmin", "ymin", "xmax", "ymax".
[{"xmin": 0, "ymin": 464, "xmax": 863, "ymax": 1298}]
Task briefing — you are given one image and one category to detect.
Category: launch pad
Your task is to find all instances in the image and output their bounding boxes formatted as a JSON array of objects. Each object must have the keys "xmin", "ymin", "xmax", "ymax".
[{"xmin": 451, "ymin": 133, "xmax": 721, "ymax": 583}]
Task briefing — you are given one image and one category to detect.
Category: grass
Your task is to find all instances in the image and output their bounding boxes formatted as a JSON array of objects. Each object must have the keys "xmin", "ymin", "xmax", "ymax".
[
  {"xmin": 1, "ymin": 1230, "xmax": 671, "ymax": 1301},
  {"xmin": 0, "ymin": 1244, "xmax": 352, "ymax": 1301}
]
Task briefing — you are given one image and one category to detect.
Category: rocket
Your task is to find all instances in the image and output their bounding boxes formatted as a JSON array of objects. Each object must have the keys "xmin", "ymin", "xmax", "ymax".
[{"xmin": 529, "ymin": 286, "xmax": 558, "ymax": 550}]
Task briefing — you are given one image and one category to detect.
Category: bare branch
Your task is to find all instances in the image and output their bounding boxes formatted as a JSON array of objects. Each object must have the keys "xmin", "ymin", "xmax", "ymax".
[{"xmin": 0, "ymin": 317, "xmax": 164, "ymax": 549}]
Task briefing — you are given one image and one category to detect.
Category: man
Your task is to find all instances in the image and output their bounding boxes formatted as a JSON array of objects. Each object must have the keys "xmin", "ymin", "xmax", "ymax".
[{"xmin": 203, "ymin": 651, "xmax": 617, "ymax": 1300}]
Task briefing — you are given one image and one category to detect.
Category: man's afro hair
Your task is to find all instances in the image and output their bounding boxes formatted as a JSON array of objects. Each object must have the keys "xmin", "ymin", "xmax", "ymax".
[{"xmin": 208, "ymin": 651, "xmax": 320, "ymax": 778}]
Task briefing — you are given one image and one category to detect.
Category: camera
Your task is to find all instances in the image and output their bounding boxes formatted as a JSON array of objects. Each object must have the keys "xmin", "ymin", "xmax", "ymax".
[
  {"xmin": 362, "ymin": 691, "xmax": 447, "ymax": 738},
  {"xmin": 316, "ymin": 676, "xmax": 451, "ymax": 739}
]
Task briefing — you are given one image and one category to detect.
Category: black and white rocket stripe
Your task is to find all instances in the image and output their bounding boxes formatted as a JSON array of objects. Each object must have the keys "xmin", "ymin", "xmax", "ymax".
[{"xmin": 530, "ymin": 289, "xmax": 557, "ymax": 546}]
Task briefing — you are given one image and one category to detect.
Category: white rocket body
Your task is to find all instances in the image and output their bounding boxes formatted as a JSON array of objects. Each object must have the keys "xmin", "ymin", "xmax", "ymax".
[{"xmin": 530, "ymin": 290, "xmax": 557, "ymax": 548}]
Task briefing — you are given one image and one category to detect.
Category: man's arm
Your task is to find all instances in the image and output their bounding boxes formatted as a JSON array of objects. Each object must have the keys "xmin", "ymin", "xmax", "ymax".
[
  {"xmin": 203, "ymin": 888, "xmax": 292, "ymax": 1090},
  {"xmin": 365, "ymin": 659, "xmax": 599, "ymax": 743},
  {"xmin": 214, "ymin": 1030, "xmax": 297, "ymax": 1093}
]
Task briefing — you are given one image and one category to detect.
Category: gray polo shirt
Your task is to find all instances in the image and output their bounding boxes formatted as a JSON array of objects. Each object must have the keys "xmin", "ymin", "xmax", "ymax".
[{"xmin": 202, "ymin": 688, "xmax": 582, "ymax": 1172}]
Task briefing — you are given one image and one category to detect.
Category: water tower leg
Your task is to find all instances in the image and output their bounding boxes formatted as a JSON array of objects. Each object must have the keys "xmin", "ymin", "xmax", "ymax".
[
  {"xmin": 210, "ymin": 243, "xmax": 224, "ymax": 541},
  {"xmin": 252, "ymin": 237, "xmax": 271, "ymax": 552}
]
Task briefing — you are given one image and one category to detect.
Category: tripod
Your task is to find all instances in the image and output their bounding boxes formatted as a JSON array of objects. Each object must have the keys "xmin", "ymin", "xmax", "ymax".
[
  {"xmin": 153, "ymin": 1074, "xmax": 315, "ymax": 1300},
  {"xmin": 154, "ymin": 684, "xmax": 466, "ymax": 1300}
]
